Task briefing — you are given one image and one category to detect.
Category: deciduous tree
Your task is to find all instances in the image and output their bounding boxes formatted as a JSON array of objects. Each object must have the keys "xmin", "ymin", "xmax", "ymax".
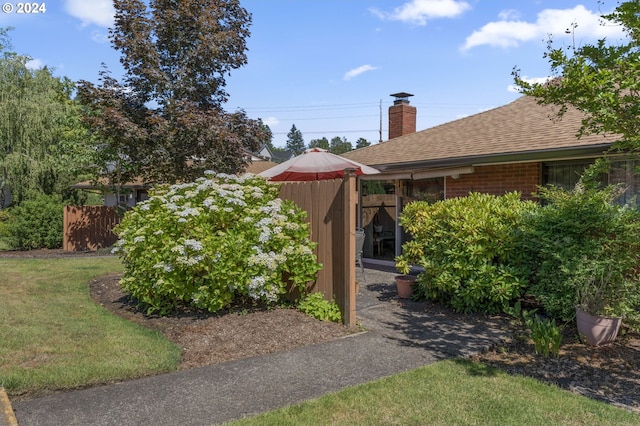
[
  {"xmin": 513, "ymin": 1, "xmax": 640, "ymax": 175},
  {"xmin": 0, "ymin": 28, "xmax": 89, "ymax": 207},
  {"xmin": 308, "ymin": 137, "xmax": 329, "ymax": 150},
  {"xmin": 356, "ymin": 137, "xmax": 371, "ymax": 149},
  {"xmin": 77, "ymin": 0, "xmax": 268, "ymax": 185},
  {"xmin": 329, "ymin": 136, "xmax": 352, "ymax": 155}
]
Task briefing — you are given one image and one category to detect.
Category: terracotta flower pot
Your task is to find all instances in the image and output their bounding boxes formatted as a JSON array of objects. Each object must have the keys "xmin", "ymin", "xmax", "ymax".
[
  {"xmin": 576, "ymin": 309, "xmax": 622, "ymax": 346},
  {"xmin": 395, "ymin": 275, "xmax": 416, "ymax": 299}
]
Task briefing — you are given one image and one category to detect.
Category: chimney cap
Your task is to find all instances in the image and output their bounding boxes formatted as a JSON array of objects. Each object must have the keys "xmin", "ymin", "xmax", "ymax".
[{"xmin": 390, "ymin": 92, "xmax": 414, "ymax": 100}]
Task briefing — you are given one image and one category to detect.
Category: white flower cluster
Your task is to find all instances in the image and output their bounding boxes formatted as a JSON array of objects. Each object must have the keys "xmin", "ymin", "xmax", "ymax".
[
  {"xmin": 176, "ymin": 255, "xmax": 204, "ymax": 266},
  {"xmin": 153, "ymin": 262, "xmax": 174, "ymax": 272},
  {"xmin": 248, "ymin": 276, "xmax": 278, "ymax": 302},
  {"xmin": 183, "ymin": 239, "xmax": 203, "ymax": 251},
  {"xmin": 247, "ymin": 248, "xmax": 286, "ymax": 271},
  {"xmin": 177, "ymin": 207, "xmax": 200, "ymax": 217}
]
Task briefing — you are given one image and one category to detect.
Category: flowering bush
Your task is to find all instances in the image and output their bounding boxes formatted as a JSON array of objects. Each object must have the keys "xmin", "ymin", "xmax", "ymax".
[{"xmin": 112, "ymin": 172, "xmax": 321, "ymax": 314}]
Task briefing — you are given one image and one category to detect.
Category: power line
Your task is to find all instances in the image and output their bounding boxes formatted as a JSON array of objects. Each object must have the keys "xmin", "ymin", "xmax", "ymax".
[{"xmin": 271, "ymin": 129, "xmax": 379, "ymax": 135}]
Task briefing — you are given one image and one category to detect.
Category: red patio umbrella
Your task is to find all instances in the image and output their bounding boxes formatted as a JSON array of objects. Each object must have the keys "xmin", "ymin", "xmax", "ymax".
[{"xmin": 258, "ymin": 148, "xmax": 380, "ymax": 181}]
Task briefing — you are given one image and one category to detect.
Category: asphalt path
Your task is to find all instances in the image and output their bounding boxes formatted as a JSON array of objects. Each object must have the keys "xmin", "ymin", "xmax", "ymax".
[{"xmin": 10, "ymin": 267, "xmax": 510, "ymax": 426}]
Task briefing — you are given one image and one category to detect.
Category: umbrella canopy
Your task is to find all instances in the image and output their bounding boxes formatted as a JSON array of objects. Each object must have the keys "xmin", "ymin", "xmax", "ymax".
[{"xmin": 258, "ymin": 148, "xmax": 380, "ymax": 181}]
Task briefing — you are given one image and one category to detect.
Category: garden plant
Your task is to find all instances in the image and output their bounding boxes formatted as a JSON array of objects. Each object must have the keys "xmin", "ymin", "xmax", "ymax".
[
  {"xmin": 396, "ymin": 192, "xmax": 536, "ymax": 314},
  {"xmin": 113, "ymin": 172, "xmax": 322, "ymax": 315},
  {"xmin": 523, "ymin": 184, "xmax": 640, "ymax": 327}
]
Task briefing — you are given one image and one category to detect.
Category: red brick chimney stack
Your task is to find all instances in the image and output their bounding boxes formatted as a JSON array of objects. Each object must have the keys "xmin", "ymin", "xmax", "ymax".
[{"xmin": 388, "ymin": 92, "xmax": 416, "ymax": 140}]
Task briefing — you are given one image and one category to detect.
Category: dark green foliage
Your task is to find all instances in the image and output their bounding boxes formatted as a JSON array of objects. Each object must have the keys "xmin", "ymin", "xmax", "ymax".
[
  {"xmin": 285, "ymin": 124, "xmax": 305, "ymax": 155},
  {"xmin": 77, "ymin": 0, "xmax": 267, "ymax": 185},
  {"xmin": 523, "ymin": 184, "xmax": 640, "ymax": 323},
  {"xmin": 396, "ymin": 192, "xmax": 536, "ymax": 314},
  {"xmin": 329, "ymin": 136, "xmax": 352, "ymax": 155},
  {"xmin": 5, "ymin": 194, "xmax": 63, "ymax": 249},
  {"xmin": 308, "ymin": 137, "xmax": 329, "ymax": 150},
  {"xmin": 355, "ymin": 137, "xmax": 371, "ymax": 149}
]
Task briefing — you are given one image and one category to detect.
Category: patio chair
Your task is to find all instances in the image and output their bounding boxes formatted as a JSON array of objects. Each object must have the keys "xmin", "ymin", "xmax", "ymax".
[{"xmin": 355, "ymin": 227, "xmax": 366, "ymax": 283}]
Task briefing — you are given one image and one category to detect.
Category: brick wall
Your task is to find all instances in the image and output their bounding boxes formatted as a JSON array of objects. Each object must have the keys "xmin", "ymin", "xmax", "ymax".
[
  {"xmin": 388, "ymin": 103, "xmax": 416, "ymax": 139},
  {"xmin": 446, "ymin": 163, "xmax": 541, "ymax": 200}
]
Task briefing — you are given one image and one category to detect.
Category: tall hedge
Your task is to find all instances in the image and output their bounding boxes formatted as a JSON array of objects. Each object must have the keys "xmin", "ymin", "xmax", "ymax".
[{"xmin": 396, "ymin": 192, "xmax": 536, "ymax": 314}]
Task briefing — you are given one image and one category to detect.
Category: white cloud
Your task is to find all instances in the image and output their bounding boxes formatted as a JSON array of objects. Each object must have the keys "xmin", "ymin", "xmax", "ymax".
[
  {"xmin": 263, "ymin": 117, "xmax": 279, "ymax": 127},
  {"xmin": 463, "ymin": 5, "xmax": 625, "ymax": 51},
  {"xmin": 25, "ymin": 58, "xmax": 43, "ymax": 70},
  {"xmin": 507, "ymin": 76, "xmax": 553, "ymax": 93},
  {"xmin": 344, "ymin": 65, "xmax": 378, "ymax": 80},
  {"xmin": 371, "ymin": 0, "xmax": 471, "ymax": 26},
  {"xmin": 64, "ymin": 0, "xmax": 115, "ymax": 28}
]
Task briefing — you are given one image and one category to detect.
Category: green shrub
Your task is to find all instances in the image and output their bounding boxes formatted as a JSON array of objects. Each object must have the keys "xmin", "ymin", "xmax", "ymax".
[
  {"xmin": 396, "ymin": 192, "xmax": 536, "ymax": 314},
  {"xmin": 523, "ymin": 184, "xmax": 640, "ymax": 323},
  {"xmin": 4, "ymin": 194, "xmax": 64, "ymax": 249},
  {"xmin": 297, "ymin": 292, "xmax": 343, "ymax": 323},
  {"xmin": 112, "ymin": 172, "xmax": 322, "ymax": 315},
  {"xmin": 0, "ymin": 209, "xmax": 11, "ymax": 237}
]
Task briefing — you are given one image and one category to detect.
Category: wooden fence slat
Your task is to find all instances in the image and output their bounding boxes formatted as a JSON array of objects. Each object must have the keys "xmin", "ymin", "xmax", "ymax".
[{"xmin": 63, "ymin": 206, "xmax": 120, "ymax": 252}]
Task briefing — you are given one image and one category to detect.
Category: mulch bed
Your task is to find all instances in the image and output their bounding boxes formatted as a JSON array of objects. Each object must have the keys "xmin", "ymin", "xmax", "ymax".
[{"xmin": 3, "ymin": 249, "xmax": 640, "ymax": 414}]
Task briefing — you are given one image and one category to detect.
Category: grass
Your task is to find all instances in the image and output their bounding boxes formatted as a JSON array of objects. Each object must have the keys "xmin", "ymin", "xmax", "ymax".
[
  {"xmin": 232, "ymin": 360, "xmax": 640, "ymax": 426},
  {"xmin": 0, "ymin": 256, "xmax": 181, "ymax": 396}
]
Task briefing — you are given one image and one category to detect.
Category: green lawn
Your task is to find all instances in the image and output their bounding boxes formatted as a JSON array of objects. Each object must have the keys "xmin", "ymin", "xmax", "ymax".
[
  {"xmin": 0, "ymin": 256, "xmax": 181, "ymax": 397},
  {"xmin": 231, "ymin": 360, "xmax": 640, "ymax": 426}
]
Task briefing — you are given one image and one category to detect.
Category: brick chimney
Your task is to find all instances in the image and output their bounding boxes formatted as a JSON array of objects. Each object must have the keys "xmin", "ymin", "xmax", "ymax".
[{"xmin": 388, "ymin": 92, "xmax": 416, "ymax": 140}]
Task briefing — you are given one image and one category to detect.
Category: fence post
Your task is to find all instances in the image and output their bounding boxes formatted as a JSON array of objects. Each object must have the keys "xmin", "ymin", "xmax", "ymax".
[{"xmin": 342, "ymin": 169, "xmax": 357, "ymax": 327}]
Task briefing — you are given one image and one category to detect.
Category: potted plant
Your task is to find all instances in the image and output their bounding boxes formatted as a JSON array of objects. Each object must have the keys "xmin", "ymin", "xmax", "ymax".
[
  {"xmin": 394, "ymin": 274, "xmax": 416, "ymax": 299},
  {"xmin": 574, "ymin": 260, "xmax": 635, "ymax": 346}
]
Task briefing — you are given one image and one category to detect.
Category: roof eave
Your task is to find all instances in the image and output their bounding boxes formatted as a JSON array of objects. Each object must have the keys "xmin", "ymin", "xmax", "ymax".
[{"xmin": 370, "ymin": 144, "xmax": 612, "ymax": 173}]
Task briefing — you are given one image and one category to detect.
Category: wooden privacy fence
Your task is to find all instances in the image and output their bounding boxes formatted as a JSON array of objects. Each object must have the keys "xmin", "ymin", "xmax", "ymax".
[
  {"xmin": 63, "ymin": 172, "xmax": 358, "ymax": 326},
  {"xmin": 277, "ymin": 172, "xmax": 357, "ymax": 327},
  {"xmin": 63, "ymin": 206, "xmax": 121, "ymax": 252}
]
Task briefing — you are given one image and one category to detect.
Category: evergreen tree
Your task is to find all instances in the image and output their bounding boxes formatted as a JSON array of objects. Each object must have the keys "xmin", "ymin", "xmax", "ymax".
[
  {"xmin": 286, "ymin": 124, "xmax": 305, "ymax": 155},
  {"xmin": 356, "ymin": 137, "xmax": 371, "ymax": 149}
]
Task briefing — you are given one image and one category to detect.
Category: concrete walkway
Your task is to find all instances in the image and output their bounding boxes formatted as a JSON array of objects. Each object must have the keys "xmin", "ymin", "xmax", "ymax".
[{"xmin": 10, "ymin": 267, "xmax": 511, "ymax": 426}]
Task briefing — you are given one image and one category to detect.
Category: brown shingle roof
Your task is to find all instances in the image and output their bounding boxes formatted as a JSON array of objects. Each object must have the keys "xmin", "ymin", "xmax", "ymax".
[
  {"xmin": 245, "ymin": 160, "xmax": 278, "ymax": 174},
  {"xmin": 342, "ymin": 96, "xmax": 615, "ymax": 169}
]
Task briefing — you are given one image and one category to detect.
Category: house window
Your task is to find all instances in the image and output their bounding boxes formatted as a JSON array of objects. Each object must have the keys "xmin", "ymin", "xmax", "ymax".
[
  {"xmin": 609, "ymin": 159, "xmax": 640, "ymax": 206},
  {"xmin": 136, "ymin": 190, "xmax": 149, "ymax": 203},
  {"xmin": 542, "ymin": 160, "xmax": 594, "ymax": 190},
  {"xmin": 543, "ymin": 158, "xmax": 640, "ymax": 206},
  {"xmin": 118, "ymin": 194, "xmax": 128, "ymax": 204}
]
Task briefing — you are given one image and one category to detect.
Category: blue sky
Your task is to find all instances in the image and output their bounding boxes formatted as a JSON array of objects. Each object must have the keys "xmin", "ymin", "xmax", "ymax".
[{"xmin": 2, "ymin": 0, "xmax": 627, "ymax": 148}]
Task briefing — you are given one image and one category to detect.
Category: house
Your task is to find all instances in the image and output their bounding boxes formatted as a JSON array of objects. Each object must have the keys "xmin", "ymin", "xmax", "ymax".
[
  {"xmin": 256, "ymin": 143, "xmax": 295, "ymax": 163},
  {"xmin": 73, "ymin": 176, "xmax": 150, "ymax": 208},
  {"xmin": 342, "ymin": 92, "xmax": 633, "ymax": 266},
  {"xmin": 73, "ymin": 150, "xmax": 277, "ymax": 207}
]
